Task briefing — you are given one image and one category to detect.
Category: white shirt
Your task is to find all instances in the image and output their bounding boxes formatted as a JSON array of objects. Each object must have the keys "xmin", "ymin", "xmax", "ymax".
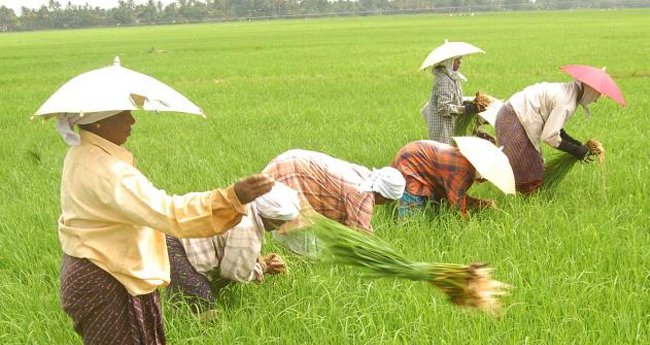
[{"xmin": 508, "ymin": 82, "xmax": 580, "ymax": 152}]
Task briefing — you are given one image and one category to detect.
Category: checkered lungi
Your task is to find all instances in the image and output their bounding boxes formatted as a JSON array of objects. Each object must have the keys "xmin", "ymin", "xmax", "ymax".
[{"xmin": 495, "ymin": 103, "xmax": 543, "ymax": 194}]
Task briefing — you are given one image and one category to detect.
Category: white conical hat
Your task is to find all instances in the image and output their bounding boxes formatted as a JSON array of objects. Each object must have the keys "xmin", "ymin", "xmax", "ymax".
[
  {"xmin": 33, "ymin": 56, "xmax": 204, "ymax": 119},
  {"xmin": 419, "ymin": 40, "xmax": 484, "ymax": 71},
  {"xmin": 453, "ymin": 136, "xmax": 515, "ymax": 195}
]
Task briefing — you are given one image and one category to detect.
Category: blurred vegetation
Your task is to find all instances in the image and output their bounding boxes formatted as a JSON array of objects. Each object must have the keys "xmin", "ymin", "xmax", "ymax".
[{"xmin": 1, "ymin": 0, "xmax": 649, "ymax": 32}]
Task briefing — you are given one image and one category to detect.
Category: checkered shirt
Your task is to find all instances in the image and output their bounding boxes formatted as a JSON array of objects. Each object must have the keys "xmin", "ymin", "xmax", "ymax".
[
  {"xmin": 263, "ymin": 149, "xmax": 375, "ymax": 233},
  {"xmin": 391, "ymin": 140, "xmax": 479, "ymax": 215},
  {"xmin": 424, "ymin": 66, "xmax": 466, "ymax": 144},
  {"xmin": 181, "ymin": 206, "xmax": 264, "ymax": 283}
]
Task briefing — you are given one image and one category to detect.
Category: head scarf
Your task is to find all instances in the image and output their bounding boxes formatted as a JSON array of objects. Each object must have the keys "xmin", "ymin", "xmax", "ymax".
[
  {"xmin": 357, "ymin": 167, "xmax": 405, "ymax": 200},
  {"xmin": 254, "ymin": 182, "xmax": 300, "ymax": 221},
  {"xmin": 56, "ymin": 111, "xmax": 122, "ymax": 146},
  {"xmin": 577, "ymin": 81, "xmax": 601, "ymax": 119},
  {"xmin": 436, "ymin": 57, "xmax": 467, "ymax": 82}
]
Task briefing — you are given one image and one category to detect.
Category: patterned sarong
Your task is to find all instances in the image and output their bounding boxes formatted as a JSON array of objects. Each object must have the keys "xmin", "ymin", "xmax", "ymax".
[
  {"xmin": 60, "ymin": 254, "xmax": 166, "ymax": 345},
  {"xmin": 495, "ymin": 103, "xmax": 543, "ymax": 194},
  {"xmin": 165, "ymin": 235, "xmax": 216, "ymax": 313}
]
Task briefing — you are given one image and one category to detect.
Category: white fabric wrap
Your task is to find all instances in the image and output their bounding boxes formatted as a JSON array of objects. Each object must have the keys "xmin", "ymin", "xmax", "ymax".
[
  {"xmin": 577, "ymin": 81, "xmax": 601, "ymax": 119},
  {"xmin": 437, "ymin": 57, "xmax": 467, "ymax": 82},
  {"xmin": 56, "ymin": 111, "xmax": 122, "ymax": 146},
  {"xmin": 357, "ymin": 167, "xmax": 405, "ymax": 200},
  {"xmin": 254, "ymin": 182, "xmax": 300, "ymax": 221}
]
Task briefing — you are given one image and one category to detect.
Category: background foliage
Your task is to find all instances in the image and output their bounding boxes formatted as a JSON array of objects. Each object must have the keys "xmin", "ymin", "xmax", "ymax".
[{"xmin": 1, "ymin": 0, "xmax": 649, "ymax": 31}]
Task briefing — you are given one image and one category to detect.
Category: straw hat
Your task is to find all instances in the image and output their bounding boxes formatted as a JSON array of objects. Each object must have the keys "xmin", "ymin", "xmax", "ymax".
[{"xmin": 452, "ymin": 136, "xmax": 515, "ymax": 195}]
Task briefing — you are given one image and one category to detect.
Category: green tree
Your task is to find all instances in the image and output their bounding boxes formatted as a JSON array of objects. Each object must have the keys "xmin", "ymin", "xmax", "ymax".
[
  {"xmin": 162, "ymin": 3, "xmax": 179, "ymax": 23},
  {"xmin": 179, "ymin": 0, "xmax": 209, "ymax": 22},
  {"xmin": 113, "ymin": 0, "xmax": 136, "ymax": 25},
  {"xmin": 137, "ymin": 0, "xmax": 160, "ymax": 23},
  {"xmin": 0, "ymin": 6, "xmax": 19, "ymax": 31}
]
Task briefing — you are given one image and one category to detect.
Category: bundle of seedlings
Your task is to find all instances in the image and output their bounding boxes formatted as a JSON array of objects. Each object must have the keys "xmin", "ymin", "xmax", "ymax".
[
  {"xmin": 311, "ymin": 216, "xmax": 509, "ymax": 315},
  {"xmin": 543, "ymin": 139, "xmax": 605, "ymax": 191},
  {"xmin": 454, "ymin": 91, "xmax": 493, "ymax": 136}
]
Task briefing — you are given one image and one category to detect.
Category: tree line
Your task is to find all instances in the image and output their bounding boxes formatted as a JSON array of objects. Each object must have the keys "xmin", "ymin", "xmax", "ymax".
[{"xmin": 0, "ymin": 0, "xmax": 647, "ymax": 32}]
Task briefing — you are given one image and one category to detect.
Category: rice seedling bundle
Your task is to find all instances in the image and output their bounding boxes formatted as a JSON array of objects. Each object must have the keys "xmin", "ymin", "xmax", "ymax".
[
  {"xmin": 454, "ymin": 91, "xmax": 493, "ymax": 136},
  {"xmin": 453, "ymin": 112, "xmax": 478, "ymax": 137},
  {"xmin": 543, "ymin": 139, "xmax": 605, "ymax": 191},
  {"xmin": 473, "ymin": 91, "xmax": 492, "ymax": 110},
  {"xmin": 310, "ymin": 217, "xmax": 510, "ymax": 315}
]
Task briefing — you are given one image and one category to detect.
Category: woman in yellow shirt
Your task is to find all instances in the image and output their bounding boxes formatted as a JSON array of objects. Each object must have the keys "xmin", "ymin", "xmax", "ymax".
[{"xmin": 58, "ymin": 110, "xmax": 273, "ymax": 344}]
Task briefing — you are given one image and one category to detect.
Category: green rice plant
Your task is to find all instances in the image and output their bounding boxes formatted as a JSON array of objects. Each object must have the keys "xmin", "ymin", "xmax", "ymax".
[
  {"xmin": 311, "ymin": 216, "xmax": 509, "ymax": 315},
  {"xmin": 454, "ymin": 92, "xmax": 492, "ymax": 137},
  {"xmin": 453, "ymin": 112, "xmax": 478, "ymax": 137},
  {"xmin": 542, "ymin": 153, "xmax": 580, "ymax": 191},
  {"xmin": 543, "ymin": 140, "xmax": 605, "ymax": 191}
]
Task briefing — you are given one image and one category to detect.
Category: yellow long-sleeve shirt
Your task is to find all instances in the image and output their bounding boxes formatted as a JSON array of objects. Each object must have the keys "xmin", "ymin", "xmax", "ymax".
[{"xmin": 58, "ymin": 130, "xmax": 246, "ymax": 296}]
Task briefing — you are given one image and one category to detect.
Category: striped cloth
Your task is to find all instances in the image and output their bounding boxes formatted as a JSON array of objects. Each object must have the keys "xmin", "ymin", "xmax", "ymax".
[
  {"xmin": 495, "ymin": 103, "xmax": 544, "ymax": 194},
  {"xmin": 165, "ymin": 207, "xmax": 267, "ymax": 311},
  {"xmin": 60, "ymin": 254, "xmax": 165, "ymax": 345},
  {"xmin": 424, "ymin": 66, "xmax": 466, "ymax": 145},
  {"xmin": 391, "ymin": 140, "xmax": 480, "ymax": 215},
  {"xmin": 263, "ymin": 150, "xmax": 376, "ymax": 233},
  {"xmin": 179, "ymin": 211, "xmax": 265, "ymax": 283}
]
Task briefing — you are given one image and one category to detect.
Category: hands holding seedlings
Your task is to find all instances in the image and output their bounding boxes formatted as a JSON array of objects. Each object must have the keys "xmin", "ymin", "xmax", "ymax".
[
  {"xmin": 255, "ymin": 253, "xmax": 287, "ymax": 283},
  {"xmin": 465, "ymin": 91, "xmax": 491, "ymax": 114},
  {"xmin": 585, "ymin": 139, "xmax": 605, "ymax": 163},
  {"xmin": 263, "ymin": 253, "xmax": 286, "ymax": 274}
]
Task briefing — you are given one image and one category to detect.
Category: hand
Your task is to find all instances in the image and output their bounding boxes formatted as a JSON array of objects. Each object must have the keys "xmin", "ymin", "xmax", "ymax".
[
  {"xmin": 478, "ymin": 199, "xmax": 497, "ymax": 210},
  {"xmin": 474, "ymin": 102, "xmax": 487, "ymax": 113},
  {"xmin": 233, "ymin": 174, "xmax": 274, "ymax": 204},
  {"xmin": 585, "ymin": 139, "xmax": 605, "ymax": 163},
  {"xmin": 582, "ymin": 153, "xmax": 596, "ymax": 164},
  {"xmin": 264, "ymin": 253, "xmax": 286, "ymax": 275},
  {"xmin": 576, "ymin": 145, "xmax": 593, "ymax": 163},
  {"xmin": 557, "ymin": 140, "xmax": 590, "ymax": 162},
  {"xmin": 255, "ymin": 258, "xmax": 267, "ymax": 283},
  {"xmin": 464, "ymin": 103, "xmax": 479, "ymax": 114}
]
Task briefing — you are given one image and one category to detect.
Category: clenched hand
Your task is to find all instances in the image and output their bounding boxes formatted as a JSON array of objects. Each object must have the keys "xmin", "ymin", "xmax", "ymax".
[
  {"xmin": 233, "ymin": 174, "xmax": 275, "ymax": 204},
  {"xmin": 264, "ymin": 253, "xmax": 286, "ymax": 275}
]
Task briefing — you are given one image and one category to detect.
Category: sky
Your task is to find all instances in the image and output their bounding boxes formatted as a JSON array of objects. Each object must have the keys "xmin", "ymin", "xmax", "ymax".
[{"xmin": 0, "ymin": 0, "xmax": 177, "ymax": 13}]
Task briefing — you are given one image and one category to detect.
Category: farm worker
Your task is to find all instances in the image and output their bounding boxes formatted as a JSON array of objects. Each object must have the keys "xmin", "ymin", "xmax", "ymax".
[
  {"xmin": 262, "ymin": 149, "xmax": 406, "ymax": 256},
  {"xmin": 391, "ymin": 140, "xmax": 498, "ymax": 217},
  {"xmin": 56, "ymin": 110, "xmax": 274, "ymax": 344},
  {"xmin": 495, "ymin": 81, "xmax": 603, "ymax": 194},
  {"xmin": 420, "ymin": 40, "xmax": 487, "ymax": 144},
  {"xmin": 165, "ymin": 182, "xmax": 300, "ymax": 315}
]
